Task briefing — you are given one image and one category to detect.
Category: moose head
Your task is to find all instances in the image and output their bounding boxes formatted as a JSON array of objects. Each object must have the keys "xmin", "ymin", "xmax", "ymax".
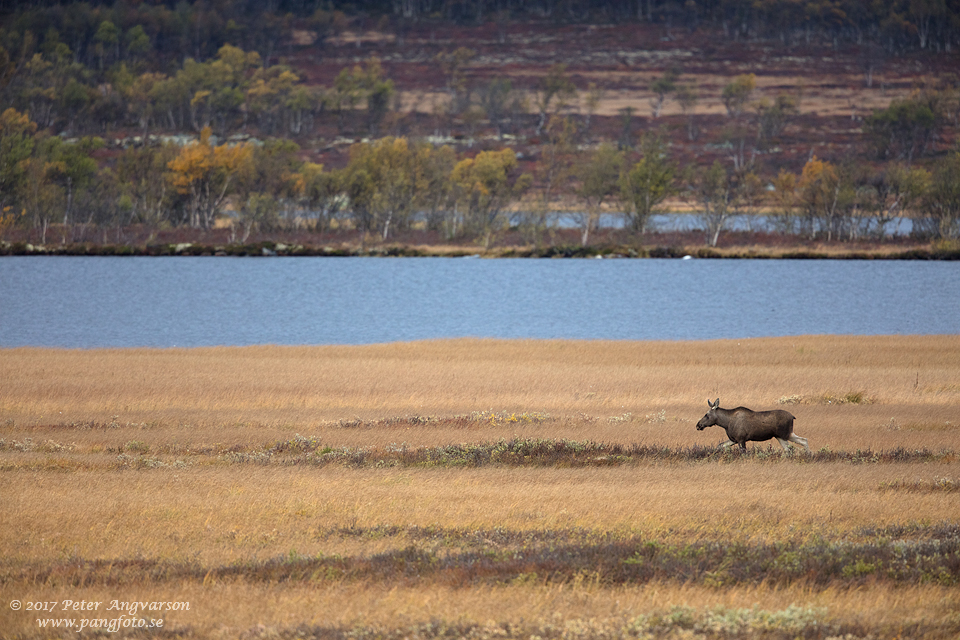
[{"xmin": 696, "ymin": 398, "xmax": 720, "ymax": 431}]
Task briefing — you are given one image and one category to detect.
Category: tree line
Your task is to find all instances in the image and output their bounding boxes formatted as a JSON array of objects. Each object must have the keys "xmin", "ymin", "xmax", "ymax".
[
  {"xmin": 3, "ymin": 105, "xmax": 958, "ymax": 247},
  {"xmin": 3, "ymin": 1, "xmax": 959, "ymax": 143},
  {"xmin": 1, "ymin": 2, "xmax": 958, "ymax": 247},
  {"xmin": 2, "ymin": 0, "xmax": 959, "ymax": 58}
]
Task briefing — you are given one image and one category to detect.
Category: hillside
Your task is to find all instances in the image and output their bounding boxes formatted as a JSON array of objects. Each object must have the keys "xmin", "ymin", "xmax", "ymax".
[{"xmin": 1, "ymin": 4, "xmax": 959, "ymax": 253}]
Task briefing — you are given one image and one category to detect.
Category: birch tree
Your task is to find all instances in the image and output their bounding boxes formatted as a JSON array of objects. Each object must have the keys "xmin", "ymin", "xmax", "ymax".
[
  {"xmin": 575, "ymin": 142, "xmax": 623, "ymax": 246},
  {"xmin": 166, "ymin": 126, "xmax": 254, "ymax": 229},
  {"xmin": 619, "ymin": 135, "xmax": 675, "ymax": 234},
  {"xmin": 451, "ymin": 148, "xmax": 531, "ymax": 248}
]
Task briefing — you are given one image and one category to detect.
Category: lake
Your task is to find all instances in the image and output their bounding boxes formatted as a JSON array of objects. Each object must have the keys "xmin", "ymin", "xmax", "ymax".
[{"xmin": 0, "ymin": 256, "xmax": 957, "ymax": 348}]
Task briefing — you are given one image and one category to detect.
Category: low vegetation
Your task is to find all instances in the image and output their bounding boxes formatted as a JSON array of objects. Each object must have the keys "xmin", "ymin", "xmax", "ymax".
[{"xmin": 1, "ymin": 335, "xmax": 959, "ymax": 638}]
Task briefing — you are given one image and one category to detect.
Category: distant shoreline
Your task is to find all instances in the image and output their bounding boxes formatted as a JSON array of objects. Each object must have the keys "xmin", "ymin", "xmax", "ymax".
[{"xmin": 3, "ymin": 240, "xmax": 959, "ymax": 260}]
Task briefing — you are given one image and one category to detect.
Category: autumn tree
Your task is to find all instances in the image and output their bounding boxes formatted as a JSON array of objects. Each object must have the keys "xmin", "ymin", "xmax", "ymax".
[
  {"xmin": 920, "ymin": 152, "xmax": 960, "ymax": 239},
  {"xmin": 0, "ymin": 108, "xmax": 36, "ymax": 213},
  {"xmin": 858, "ymin": 163, "xmax": 930, "ymax": 239},
  {"xmin": 343, "ymin": 136, "xmax": 432, "ymax": 241},
  {"xmin": 770, "ymin": 168, "xmax": 799, "ymax": 234},
  {"xmin": 863, "ymin": 91, "xmax": 944, "ymax": 162},
  {"xmin": 331, "ymin": 57, "xmax": 394, "ymax": 135},
  {"xmin": 417, "ymin": 145, "xmax": 457, "ymax": 237},
  {"xmin": 756, "ymin": 92, "xmax": 799, "ymax": 145},
  {"xmin": 796, "ymin": 156, "xmax": 856, "ymax": 240},
  {"xmin": 74, "ymin": 166, "xmax": 125, "ymax": 243},
  {"xmin": 286, "ymin": 85, "xmax": 321, "ymax": 136},
  {"xmin": 478, "ymin": 77, "xmax": 525, "ymax": 140},
  {"xmin": 176, "ymin": 44, "xmax": 260, "ymax": 134},
  {"xmin": 11, "ymin": 48, "xmax": 90, "ymax": 130},
  {"xmin": 575, "ymin": 142, "xmax": 623, "ymax": 246},
  {"xmin": 0, "ymin": 204, "xmax": 20, "ymax": 241},
  {"xmin": 6, "ymin": 126, "xmax": 101, "ymax": 244},
  {"xmin": 124, "ymin": 25, "xmax": 152, "ymax": 67},
  {"xmin": 909, "ymin": 0, "xmax": 948, "ymax": 49},
  {"xmin": 166, "ymin": 126, "xmax": 254, "ymax": 230},
  {"xmin": 246, "ymin": 65, "xmax": 300, "ymax": 134},
  {"xmin": 649, "ymin": 68, "xmax": 680, "ymax": 118},
  {"xmin": 451, "ymin": 148, "xmax": 531, "ymax": 248},
  {"xmin": 436, "ymin": 47, "xmax": 476, "ymax": 117},
  {"xmin": 362, "ymin": 58, "xmax": 395, "ymax": 136},
  {"xmin": 93, "ymin": 20, "xmax": 120, "ymax": 71},
  {"xmin": 533, "ymin": 64, "xmax": 577, "ymax": 137},
  {"xmin": 115, "ymin": 144, "xmax": 179, "ymax": 227},
  {"xmin": 721, "ymin": 73, "xmax": 756, "ymax": 118},
  {"xmin": 525, "ymin": 115, "xmax": 576, "ymax": 245},
  {"xmin": 123, "ymin": 71, "xmax": 166, "ymax": 137},
  {"xmin": 299, "ymin": 162, "xmax": 345, "ymax": 234},
  {"xmin": 676, "ymin": 83, "xmax": 699, "ymax": 140},
  {"xmin": 582, "ymin": 82, "xmax": 605, "ymax": 138},
  {"xmin": 331, "ymin": 65, "xmax": 362, "ymax": 133},
  {"xmin": 18, "ymin": 133, "xmax": 68, "ymax": 244},
  {"xmin": 619, "ymin": 134, "xmax": 676, "ymax": 234},
  {"xmin": 232, "ymin": 139, "xmax": 304, "ymax": 239},
  {"xmin": 695, "ymin": 162, "xmax": 730, "ymax": 247},
  {"xmin": 0, "ymin": 44, "xmax": 14, "ymax": 92},
  {"xmin": 53, "ymin": 135, "xmax": 101, "ymax": 238}
]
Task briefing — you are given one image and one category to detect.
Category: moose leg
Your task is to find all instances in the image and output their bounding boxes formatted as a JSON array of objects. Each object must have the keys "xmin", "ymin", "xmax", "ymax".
[
  {"xmin": 788, "ymin": 433, "xmax": 810, "ymax": 453},
  {"xmin": 775, "ymin": 437, "xmax": 792, "ymax": 453},
  {"xmin": 719, "ymin": 441, "xmax": 736, "ymax": 450}
]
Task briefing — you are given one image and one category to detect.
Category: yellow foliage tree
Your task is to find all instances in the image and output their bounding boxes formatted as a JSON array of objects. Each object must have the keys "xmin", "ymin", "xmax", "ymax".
[
  {"xmin": 797, "ymin": 156, "xmax": 856, "ymax": 240},
  {"xmin": 721, "ymin": 73, "xmax": 756, "ymax": 118},
  {"xmin": 343, "ymin": 136, "xmax": 432, "ymax": 241},
  {"xmin": 167, "ymin": 127, "xmax": 254, "ymax": 229},
  {"xmin": 451, "ymin": 148, "xmax": 531, "ymax": 248}
]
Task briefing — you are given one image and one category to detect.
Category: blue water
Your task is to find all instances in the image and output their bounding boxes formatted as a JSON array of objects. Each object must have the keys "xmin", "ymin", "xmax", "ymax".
[{"xmin": 0, "ymin": 256, "xmax": 957, "ymax": 348}]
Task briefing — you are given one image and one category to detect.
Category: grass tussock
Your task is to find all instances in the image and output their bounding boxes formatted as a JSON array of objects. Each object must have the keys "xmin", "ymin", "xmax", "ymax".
[
  {"xmin": 779, "ymin": 390, "xmax": 874, "ymax": 405},
  {"xmin": 880, "ymin": 476, "xmax": 959, "ymax": 493}
]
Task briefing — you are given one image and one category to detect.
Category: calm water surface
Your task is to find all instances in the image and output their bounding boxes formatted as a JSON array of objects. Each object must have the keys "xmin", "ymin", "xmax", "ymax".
[{"xmin": 0, "ymin": 256, "xmax": 957, "ymax": 348}]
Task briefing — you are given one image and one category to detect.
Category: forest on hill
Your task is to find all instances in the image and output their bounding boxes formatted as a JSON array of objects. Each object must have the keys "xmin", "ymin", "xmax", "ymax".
[{"xmin": 0, "ymin": 0, "xmax": 959, "ymax": 254}]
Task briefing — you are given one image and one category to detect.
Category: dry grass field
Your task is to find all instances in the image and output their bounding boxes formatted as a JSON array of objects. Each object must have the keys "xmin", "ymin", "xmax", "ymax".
[{"xmin": 1, "ymin": 335, "xmax": 959, "ymax": 639}]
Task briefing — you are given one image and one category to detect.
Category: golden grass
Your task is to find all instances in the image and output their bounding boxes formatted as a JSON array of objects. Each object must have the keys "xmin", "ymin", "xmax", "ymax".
[
  {"xmin": 3, "ymin": 580, "xmax": 957, "ymax": 638},
  {"xmin": 2, "ymin": 335, "xmax": 958, "ymax": 449},
  {"xmin": 4, "ymin": 465, "xmax": 959, "ymax": 563},
  {"xmin": 1, "ymin": 336, "xmax": 959, "ymax": 638},
  {"xmin": 2, "ymin": 462, "xmax": 959, "ymax": 637},
  {"xmin": 3, "ymin": 463, "xmax": 960, "ymax": 637}
]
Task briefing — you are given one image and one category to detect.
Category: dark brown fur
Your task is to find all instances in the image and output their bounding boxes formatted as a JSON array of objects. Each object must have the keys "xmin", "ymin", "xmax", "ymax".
[{"xmin": 696, "ymin": 398, "xmax": 809, "ymax": 453}]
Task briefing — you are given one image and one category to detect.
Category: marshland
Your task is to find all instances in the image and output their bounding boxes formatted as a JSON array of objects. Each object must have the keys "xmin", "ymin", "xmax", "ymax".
[{"xmin": 1, "ymin": 335, "xmax": 959, "ymax": 638}]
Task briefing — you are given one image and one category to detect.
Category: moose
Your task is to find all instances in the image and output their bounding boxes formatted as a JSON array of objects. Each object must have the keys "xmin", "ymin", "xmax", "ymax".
[{"xmin": 696, "ymin": 398, "xmax": 810, "ymax": 453}]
